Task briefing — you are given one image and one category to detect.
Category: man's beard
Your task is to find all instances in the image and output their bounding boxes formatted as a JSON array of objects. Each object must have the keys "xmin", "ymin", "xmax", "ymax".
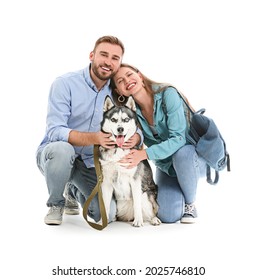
[{"xmin": 91, "ymin": 63, "xmax": 115, "ymax": 81}]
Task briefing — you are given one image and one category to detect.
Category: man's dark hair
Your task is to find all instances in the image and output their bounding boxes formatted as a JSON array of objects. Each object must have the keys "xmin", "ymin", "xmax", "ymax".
[{"xmin": 93, "ymin": 35, "xmax": 125, "ymax": 55}]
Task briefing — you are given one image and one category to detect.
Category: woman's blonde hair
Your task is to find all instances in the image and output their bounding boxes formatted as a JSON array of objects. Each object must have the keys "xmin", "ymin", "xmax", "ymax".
[{"xmin": 111, "ymin": 63, "xmax": 194, "ymax": 117}]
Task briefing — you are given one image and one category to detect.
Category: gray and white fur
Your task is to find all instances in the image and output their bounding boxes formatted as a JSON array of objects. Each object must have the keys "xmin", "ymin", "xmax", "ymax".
[{"xmin": 99, "ymin": 96, "xmax": 161, "ymax": 227}]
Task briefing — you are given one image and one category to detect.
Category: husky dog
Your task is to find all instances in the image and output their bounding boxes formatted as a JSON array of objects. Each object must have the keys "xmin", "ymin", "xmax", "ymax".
[{"xmin": 99, "ymin": 96, "xmax": 161, "ymax": 227}]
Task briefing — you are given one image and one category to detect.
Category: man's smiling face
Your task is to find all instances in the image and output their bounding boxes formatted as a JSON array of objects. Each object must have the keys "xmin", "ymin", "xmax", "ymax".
[{"xmin": 90, "ymin": 42, "xmax": 123, "ymax": 81}]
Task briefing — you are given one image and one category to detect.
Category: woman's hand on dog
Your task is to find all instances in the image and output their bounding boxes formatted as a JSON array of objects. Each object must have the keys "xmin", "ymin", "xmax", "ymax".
[
  {"xmin": 121, "ymin": 133, "xmax": 141, "ymax": 149},
  {"xmin": 119, "ymin": 149, "xmax": 148, "ymax": 169}
]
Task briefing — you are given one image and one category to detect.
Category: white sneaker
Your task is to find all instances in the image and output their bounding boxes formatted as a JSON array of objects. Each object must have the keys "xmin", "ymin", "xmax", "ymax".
[{"xmin": 44, "ymin": 206, "xmax": 64, "ymax": 225}]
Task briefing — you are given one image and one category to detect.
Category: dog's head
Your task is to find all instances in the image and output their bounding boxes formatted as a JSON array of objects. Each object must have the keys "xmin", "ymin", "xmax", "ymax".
[{"xmin": 101, "ymin": 96, "xmax": 137, "ymax": 147}]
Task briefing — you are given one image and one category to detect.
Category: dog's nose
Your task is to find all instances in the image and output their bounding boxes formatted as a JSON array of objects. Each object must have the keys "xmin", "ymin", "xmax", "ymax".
[{"xmin": 117, "ymin": 127, "xmax": 124, "ymax": 133}]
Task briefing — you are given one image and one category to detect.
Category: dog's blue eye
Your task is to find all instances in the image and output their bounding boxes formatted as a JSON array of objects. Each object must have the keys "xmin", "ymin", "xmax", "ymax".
[
  {"xmin": 111, "ymin": 118, "xmax": 118, "ymax": 123},
  {"xmin": 123, "ymin": 118, "xmax": 130, "ymax": 122}
]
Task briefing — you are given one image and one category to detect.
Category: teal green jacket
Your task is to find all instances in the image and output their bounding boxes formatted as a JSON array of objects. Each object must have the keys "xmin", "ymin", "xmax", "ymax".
[{"xmin": 136, "ymin": 86, "xmax": 187, "ymax": 176}]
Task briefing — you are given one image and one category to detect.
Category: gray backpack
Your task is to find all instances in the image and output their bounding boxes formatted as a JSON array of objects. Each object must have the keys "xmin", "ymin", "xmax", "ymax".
[{"xmin": 163, "ymin": 88, "xmax": 231, "ymax": 185}]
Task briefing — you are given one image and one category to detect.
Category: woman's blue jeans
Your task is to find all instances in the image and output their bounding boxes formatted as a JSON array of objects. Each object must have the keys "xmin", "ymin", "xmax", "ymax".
[
  {"xmin": 156, "ymin": 144, "xmax": 206, "ymax": 223},
  {"xmin": 36, "ymin": 141, "xmax": 116, "ymax": 222}
]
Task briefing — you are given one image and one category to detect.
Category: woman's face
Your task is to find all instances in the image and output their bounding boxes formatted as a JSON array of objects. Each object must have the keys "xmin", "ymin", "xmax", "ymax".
[{"xmin": 113, "ymin": 67, "xmax": 143, "ymax": 97}]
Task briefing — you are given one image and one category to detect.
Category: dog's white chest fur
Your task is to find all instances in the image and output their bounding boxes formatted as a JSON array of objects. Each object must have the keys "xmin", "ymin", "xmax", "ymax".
[
  {"xmin": 99, "ymin": 146, "xmax": 161, "ymax": 227},
  {"xmin": 100, "ymin": 148, "xmax": 135, "ymax": 201}
]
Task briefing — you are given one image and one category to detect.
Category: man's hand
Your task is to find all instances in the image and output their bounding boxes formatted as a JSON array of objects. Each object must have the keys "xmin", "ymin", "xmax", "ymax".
[
  {"xmin": 96, "ymin": 131, "xmax": 116, "ymax": 149},
  {"xmin": 68, "ymin": 130, "xmax": 115, "ymax": 148}
]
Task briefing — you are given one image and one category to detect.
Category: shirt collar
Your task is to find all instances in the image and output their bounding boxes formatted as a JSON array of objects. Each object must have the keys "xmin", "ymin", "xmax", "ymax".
[{"xmin": 84, "ymin": 64, "xmax": 110, "ymax": 92}]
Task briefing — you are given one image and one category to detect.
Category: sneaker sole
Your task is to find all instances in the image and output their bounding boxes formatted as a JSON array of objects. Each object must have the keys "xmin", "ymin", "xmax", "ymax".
[
  {"xmin": 64, "ymin": 208, "xmax": 80, "ymax": 215},
  {"xmin": 180, "ymin": 217, "xmax": 197, "ymax": 224},
  {"xmin": 44, "ymin": 218, "xmax": 62, "ymax": 225}
]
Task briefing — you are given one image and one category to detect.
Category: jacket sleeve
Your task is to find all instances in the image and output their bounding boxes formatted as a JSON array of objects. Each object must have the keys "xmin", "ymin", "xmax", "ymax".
[
  {"xmin": 136, "ymin": 126, "xmax": 144, "ymax": 146},
  {"xmin": 146, "ymin": 87, "xmax": 187, "ymax": 160}
]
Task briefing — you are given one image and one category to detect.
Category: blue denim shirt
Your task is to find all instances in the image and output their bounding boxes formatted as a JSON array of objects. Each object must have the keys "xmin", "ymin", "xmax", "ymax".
[
  {"xmin": 37, "ymin": 65, "xmax": 115, "ymax": 168},
  {"xmin": 137, "ymin": 86, "xmax": 187, "ymax": 176}
]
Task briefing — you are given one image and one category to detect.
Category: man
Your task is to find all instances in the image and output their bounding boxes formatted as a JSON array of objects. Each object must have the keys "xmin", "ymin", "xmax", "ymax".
[{"xmin": 36, "ymin": 36, "xmax": 141, "ymax": 225}]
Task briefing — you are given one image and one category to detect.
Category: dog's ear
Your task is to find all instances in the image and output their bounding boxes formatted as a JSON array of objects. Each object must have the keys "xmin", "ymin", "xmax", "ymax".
[
  {"xmin": 125, "ymin": 96, "xmax": 136, "ymax": 112},
  {"xmin": 103, "ymin": 96, "xmax": 115, "ymax": 112}
]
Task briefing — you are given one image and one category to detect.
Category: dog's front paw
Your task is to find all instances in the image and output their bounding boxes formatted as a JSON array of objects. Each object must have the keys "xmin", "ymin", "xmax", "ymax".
[
  {"xmin": 132, "ymin": 219, "xmax": 144, "ymax": 227},
  {"xmin": 151, "ymin": 217, "xmax": 161, "ymax": 226}
]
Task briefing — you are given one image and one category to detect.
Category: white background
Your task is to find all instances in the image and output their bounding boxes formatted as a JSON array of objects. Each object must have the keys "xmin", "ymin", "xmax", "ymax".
[{"xmin": 1, "ymin": 0, "xmax": 256, "ymax": 279}]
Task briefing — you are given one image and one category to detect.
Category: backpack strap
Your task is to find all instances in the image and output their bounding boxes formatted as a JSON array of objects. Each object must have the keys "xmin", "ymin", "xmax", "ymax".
[
  {"xmin": 176, "ymin": 90, "xmax": 196, "ymax": 115},
  {"xmin": 226, "ymin": 152, "xmax": 231, "ymax": 172},
  {"xmin": 82, "ymin": 145, "xmax": 108, "ymax": 230},
  {"xmin": 206, "ymin": 165, "xmax": 219, "ymax": 185}
]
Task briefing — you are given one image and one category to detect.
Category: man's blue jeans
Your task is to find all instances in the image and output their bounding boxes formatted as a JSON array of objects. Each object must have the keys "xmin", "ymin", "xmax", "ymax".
[{"xmin": 36, "ymin": 141, "xmax": 116, "ymax": 222}]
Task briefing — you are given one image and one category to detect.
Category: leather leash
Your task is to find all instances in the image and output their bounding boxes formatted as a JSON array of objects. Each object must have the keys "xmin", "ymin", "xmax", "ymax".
[{"xmin": 82, "ymin": 145, "xmax": 108, "ymax": 230}]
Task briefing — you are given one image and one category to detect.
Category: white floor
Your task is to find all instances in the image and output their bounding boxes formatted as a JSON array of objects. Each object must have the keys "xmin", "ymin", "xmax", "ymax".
[
  {"xmin": 2, "ymin": 158, "xmax": 256, "ymax": 280},
  {"xmin": 2, "ymin": 2, "xmax": 256, "ymax": 279}
]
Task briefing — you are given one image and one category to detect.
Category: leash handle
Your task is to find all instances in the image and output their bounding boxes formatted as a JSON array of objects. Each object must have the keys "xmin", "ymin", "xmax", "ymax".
[{"xmin": 82, "ymin": 145, "xmax": 108, "ymax": 230}]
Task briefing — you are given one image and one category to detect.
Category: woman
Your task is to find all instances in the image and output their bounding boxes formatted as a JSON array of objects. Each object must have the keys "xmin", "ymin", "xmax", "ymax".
[{"xmin": 111, "ymin": 64, "xmax": 206, "ymax": 223}]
